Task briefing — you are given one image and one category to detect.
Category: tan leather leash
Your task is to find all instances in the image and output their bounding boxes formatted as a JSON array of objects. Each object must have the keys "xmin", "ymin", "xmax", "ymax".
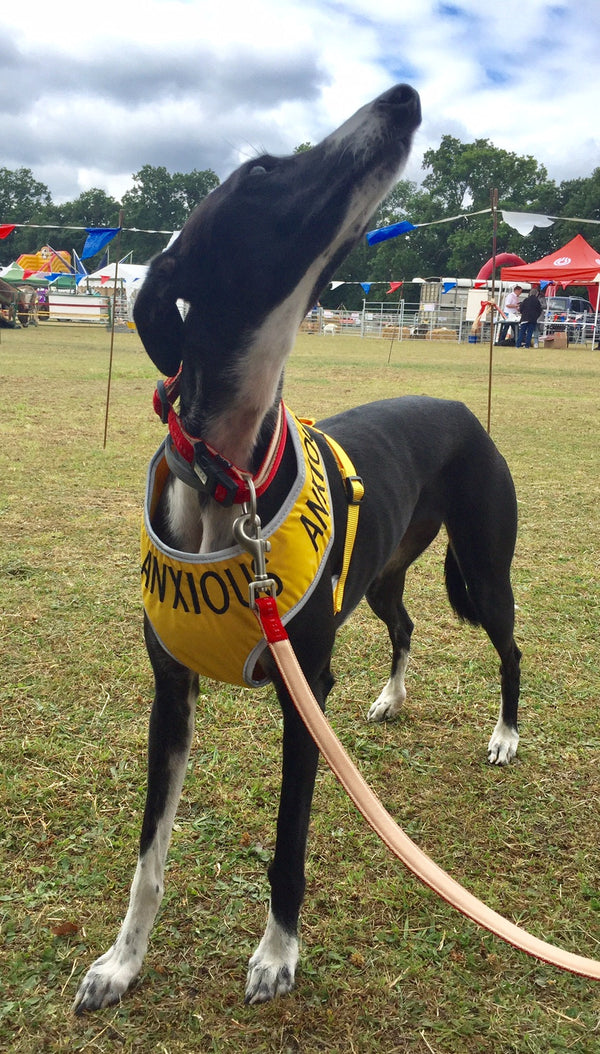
[
  {"xmin": 251, "ymin": 591, "xmax": 600, "ymax": 980},
  {"xmin": 233, "ymin": 465, "xmax": 600, "ymax": 980}
]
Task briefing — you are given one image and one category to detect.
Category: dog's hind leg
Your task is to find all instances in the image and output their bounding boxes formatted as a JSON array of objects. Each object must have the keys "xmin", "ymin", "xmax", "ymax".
[
  {"xmin": 74, "ymin": 627, "xmax": 197, "ymax": 1013},
  {"xmin": 441, "ymin": 441, "xmax": 521, "ymax": 765},
  {"xmin": 366, "ymin": 580, "xmax": 413, "ymax": 722},
  {"xmin": 365, "ymin": 522, "xmax": 440, "ymax": 723},
  {"xmin": 487, "ymin": 636, "xmax": 521, "ymax": 765},
  {"xmin": 444, "ymin": 543, "xmax": 521, "ymax": 766}
]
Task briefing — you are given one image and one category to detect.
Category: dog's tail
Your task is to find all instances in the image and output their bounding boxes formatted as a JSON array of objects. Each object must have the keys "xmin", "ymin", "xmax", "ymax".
[{"xmin": 444, "ymin": 546, "xmax": 481, "ymax": 627}]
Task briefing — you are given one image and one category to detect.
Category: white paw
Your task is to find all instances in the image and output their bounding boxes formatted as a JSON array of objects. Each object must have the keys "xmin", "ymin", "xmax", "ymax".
[
  {"xmin": 487, "ymin": 719, "xmax": 519, "ymax": 765},
  {"xmin": 73, "ymin": 945, "xmax": 141, "ymax": 1014},
  {"xmin": 245, "ymin": 911, "xmax": 298, "ymax": 1004},
  {"xmin": 367, "ymin": 679, "xmax": 406, "ymax": 723}
]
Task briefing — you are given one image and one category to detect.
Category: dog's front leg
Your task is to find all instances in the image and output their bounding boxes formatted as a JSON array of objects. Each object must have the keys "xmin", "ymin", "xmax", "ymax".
[
  {"xmin": 245, "ymin": 652, "xmax": 334, "ymax": 1005},
  {"xmin": 74, "ymin": 637, "xmax": 197, "ymax": 1013}
]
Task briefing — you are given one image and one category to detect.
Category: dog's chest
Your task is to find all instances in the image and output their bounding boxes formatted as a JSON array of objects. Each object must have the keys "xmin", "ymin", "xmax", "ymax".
[{"xmin": 141, "ymin": 413, "xmax": 336, "ymax": 687}]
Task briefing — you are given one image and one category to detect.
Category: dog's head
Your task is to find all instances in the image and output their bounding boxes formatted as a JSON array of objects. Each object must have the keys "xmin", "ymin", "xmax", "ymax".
[{"xmin": 134, "ymin": 84, "xmax": 421, "ymax": 405}]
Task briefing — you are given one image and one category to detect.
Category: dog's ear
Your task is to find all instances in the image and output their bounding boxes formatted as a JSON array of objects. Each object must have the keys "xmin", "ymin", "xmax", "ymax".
[{"xmin": 134, "ymin": 253, "xmax": 184, "ymax": 376}]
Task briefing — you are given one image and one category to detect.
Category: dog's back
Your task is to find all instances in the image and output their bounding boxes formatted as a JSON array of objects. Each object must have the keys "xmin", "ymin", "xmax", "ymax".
[{"xmin": 317, "ymin": 396, "xmax": 516, "ymax": 623}]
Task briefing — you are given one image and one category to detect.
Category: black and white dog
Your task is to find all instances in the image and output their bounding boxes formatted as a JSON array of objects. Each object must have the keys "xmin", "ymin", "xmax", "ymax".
[{"xmin": 74, "ymin": 84, "xmax": 521, "ymax": 1013}]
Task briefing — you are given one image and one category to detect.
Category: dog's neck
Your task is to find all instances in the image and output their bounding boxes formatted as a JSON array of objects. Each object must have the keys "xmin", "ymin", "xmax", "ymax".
[
  {"xmin": 168, "ymin": 378, "xmax": 286, "ymax": 556},
  {"xmin": 167, "ymin": 302, "xmax": 300, "ymax": 554}
]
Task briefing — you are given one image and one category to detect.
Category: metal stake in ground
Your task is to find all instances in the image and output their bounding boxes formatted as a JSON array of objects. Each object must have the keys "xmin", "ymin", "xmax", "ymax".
[
  {"xmin": 486, "ymin": 188, "xmax": 499, "ymax": 434},
  {"xmin": 103, "ymin": 209, "xmax": 124, "ymax": 449}
]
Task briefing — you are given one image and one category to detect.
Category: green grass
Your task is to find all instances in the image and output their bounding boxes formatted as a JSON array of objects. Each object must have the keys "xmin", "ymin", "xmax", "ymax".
[{"xmin": 1, "ymin": 324, "xmax": 600, "ymax": 1052}]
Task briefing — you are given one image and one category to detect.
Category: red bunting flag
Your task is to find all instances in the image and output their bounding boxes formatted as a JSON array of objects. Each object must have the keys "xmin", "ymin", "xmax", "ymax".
[
  {"xmin": 0, "ymin": 224, "xmax": 16, "ymax": 239},
  {"xmin": 386, "ymin": 281, "xmax": 403, "ymax": 295}
]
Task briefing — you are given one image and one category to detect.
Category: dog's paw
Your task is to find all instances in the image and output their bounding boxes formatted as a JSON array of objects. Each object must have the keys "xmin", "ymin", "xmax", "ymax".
[
  {"xmin": 487, "ymin": 719, "xmax": 519, "ymax": 765},
  {"xmin": 367, "ymin": 679, "xmax": 405, "ymax": 723},
  {"xmin": 245, "ymin": 913, "xmax": 298, "ymax": 1005},
  {"xmin": 245, "ymin": 956, "xmax": 296, "ymax": 1005},
  {"xmin": 73, "ymin": 947, "xmax": 140, "ymax": 1014}
]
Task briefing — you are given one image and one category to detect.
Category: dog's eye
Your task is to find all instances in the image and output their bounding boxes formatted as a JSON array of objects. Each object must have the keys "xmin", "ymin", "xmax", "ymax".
[{"xmin": 249, "ymin": 165, "xmax": 267, "ymax": 177}]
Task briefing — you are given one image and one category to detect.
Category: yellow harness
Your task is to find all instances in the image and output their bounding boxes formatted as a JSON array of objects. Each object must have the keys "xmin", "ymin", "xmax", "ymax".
[{"xmin": 141, "ymin": 408, "xmax": 363, "ymax": 686}]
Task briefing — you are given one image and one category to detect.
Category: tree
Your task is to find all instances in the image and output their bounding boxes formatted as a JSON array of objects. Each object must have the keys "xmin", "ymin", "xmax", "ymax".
[
  {"xmin": 422, "ymin": 135, "xmax": 553, "ymax": 212},
  {"xmin": 121, "ymin": 165, "xmax": 219, "ymax": 261},
  {"xmin": 58, "ymin": 188, "xmax": 122, "ymax": 229},
  {"xmin": 0, "ymin": 166, "xmax": 51, "ymax": 217},
  {"xmin": 549, "ymin": 167, "xmax": 600, "ymax": 253},
  {"xmin": 417, "ymin": 136, "xmax": 561, "ymax": 274},
  {"xmin": 0, "ymin": 167, "xmax": 52, "ymax": 261}
]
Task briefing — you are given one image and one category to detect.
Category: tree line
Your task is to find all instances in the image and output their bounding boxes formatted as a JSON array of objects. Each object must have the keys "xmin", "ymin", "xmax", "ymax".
[
  {"xmin": 0, "ymin": 165, "xmax": 220, "ymax": 269},
  {"xmin": 1, "ymin": 137, "xmax": 599, "ymax": 308}
]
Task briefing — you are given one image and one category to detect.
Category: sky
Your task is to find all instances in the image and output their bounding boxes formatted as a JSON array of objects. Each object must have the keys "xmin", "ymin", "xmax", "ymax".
[{"xmin": 1, "ymin": 0, "xmax": 599, "ymax": 207}]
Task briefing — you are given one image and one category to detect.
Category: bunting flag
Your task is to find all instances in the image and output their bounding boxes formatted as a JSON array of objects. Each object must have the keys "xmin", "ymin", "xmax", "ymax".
[
  {"xmin": 366, "ymin": 208, "xmax": 492, "ymax": 245},
  {"xmin": 360, "ymin": 282, "xmax": 372, "ymax": 294},
  {"xmin": 81, "ymin": 227, "xmax": 121, "ymax": 260},
  {"xmin": 330, "ymin": 280, "xmax": 345, "ymax": 290},
  {"xmin": 386, "ymin": 281, "xmax": 403, "ymax": 295},
  {"xmin": 0, "ymin": 224, "xmax": 16, "ymax": 240},
  {"xmin": 501, "ymin": 211, "xmax": 555, "ymax": 236},
  {"xmin": 366, "ymin": 220, "xmax": 416, "ymax": 245},
  {"xmin": 442, "ymin": 280, "xmax": 457, "ymax": 293}
]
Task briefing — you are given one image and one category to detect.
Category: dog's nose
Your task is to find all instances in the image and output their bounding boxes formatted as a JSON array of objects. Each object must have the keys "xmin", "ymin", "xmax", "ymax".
[{"xmin": 379, "ymin": 84, "xmax": 422, "ymax": 130}]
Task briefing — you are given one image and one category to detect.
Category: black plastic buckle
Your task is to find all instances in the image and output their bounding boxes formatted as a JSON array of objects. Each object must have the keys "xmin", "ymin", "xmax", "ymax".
[
  {"xmin": 193, "ymin": 442, "xmax": 240, "ymax": 507},
  {"xmin": 344, "ymin": 475, "xmax": 364, "ymax": 505}
]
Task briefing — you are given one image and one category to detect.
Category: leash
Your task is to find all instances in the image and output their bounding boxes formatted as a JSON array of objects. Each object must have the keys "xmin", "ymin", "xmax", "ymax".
[{"xmin": 233, "ymin": 485, "xmax": 600, "ymax": 982}]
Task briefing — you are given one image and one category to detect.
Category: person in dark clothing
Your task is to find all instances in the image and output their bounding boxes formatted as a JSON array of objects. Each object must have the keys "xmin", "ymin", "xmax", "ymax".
[{"xmin": 516, "ymin": 286, "xmax": 542, "ymax": 348}]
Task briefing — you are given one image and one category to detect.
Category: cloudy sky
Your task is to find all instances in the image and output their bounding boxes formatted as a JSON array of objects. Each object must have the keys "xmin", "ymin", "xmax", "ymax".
[{"xmin": 1, "ymin": 0, "xmax": 599, "ymax": 205}]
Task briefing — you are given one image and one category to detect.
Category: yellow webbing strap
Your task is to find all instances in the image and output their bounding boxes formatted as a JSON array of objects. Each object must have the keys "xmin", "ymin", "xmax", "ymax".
[{"xmin": 300, "ymin": 419, "xmax": 364, "ymax": 614}]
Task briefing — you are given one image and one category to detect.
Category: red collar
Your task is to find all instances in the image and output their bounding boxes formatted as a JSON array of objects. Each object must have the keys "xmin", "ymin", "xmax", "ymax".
[{"xmin": 153, "ymin": 368, "xmax": 288, "ymax": 507}]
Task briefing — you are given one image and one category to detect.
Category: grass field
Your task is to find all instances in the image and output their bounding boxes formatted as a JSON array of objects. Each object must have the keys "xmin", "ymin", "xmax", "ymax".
[{"xmin": 1, "ymin": 323, "xmax": 599, "ymax": 1053}]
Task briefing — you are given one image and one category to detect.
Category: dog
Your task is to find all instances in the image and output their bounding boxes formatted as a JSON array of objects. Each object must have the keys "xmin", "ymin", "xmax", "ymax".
[
  {"xmin": 323, "ymin": 322, "xmax": 339, "ymax": 335},
  {"xmin": 73, "ymin": 83, "xmax": 521, "ymax": 1013}
]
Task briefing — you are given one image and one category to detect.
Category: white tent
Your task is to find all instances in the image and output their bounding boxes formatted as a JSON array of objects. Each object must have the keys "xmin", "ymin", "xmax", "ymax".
[{"xmin": 86, "ymin": 263, "xmax": 148, "ymax": 286}]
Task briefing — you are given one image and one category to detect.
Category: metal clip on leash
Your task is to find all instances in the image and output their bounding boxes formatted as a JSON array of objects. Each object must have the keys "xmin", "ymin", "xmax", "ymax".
[{"xmin": 232, "ymin": 477, "xmax": 277, "ymax": 609}]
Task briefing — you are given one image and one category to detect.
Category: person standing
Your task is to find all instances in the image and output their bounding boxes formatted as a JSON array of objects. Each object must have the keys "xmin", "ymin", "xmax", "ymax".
[
  {"xmin": 531, "ymin": 285, "xmax": 545, "ymax": 347},
  {"xmin": 497, "ymin": 285, "xmax": 522, "ymax": 344},
  {"xmin": 516, "ymin": 286, "xmax": 542, "ymax": 348}
]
